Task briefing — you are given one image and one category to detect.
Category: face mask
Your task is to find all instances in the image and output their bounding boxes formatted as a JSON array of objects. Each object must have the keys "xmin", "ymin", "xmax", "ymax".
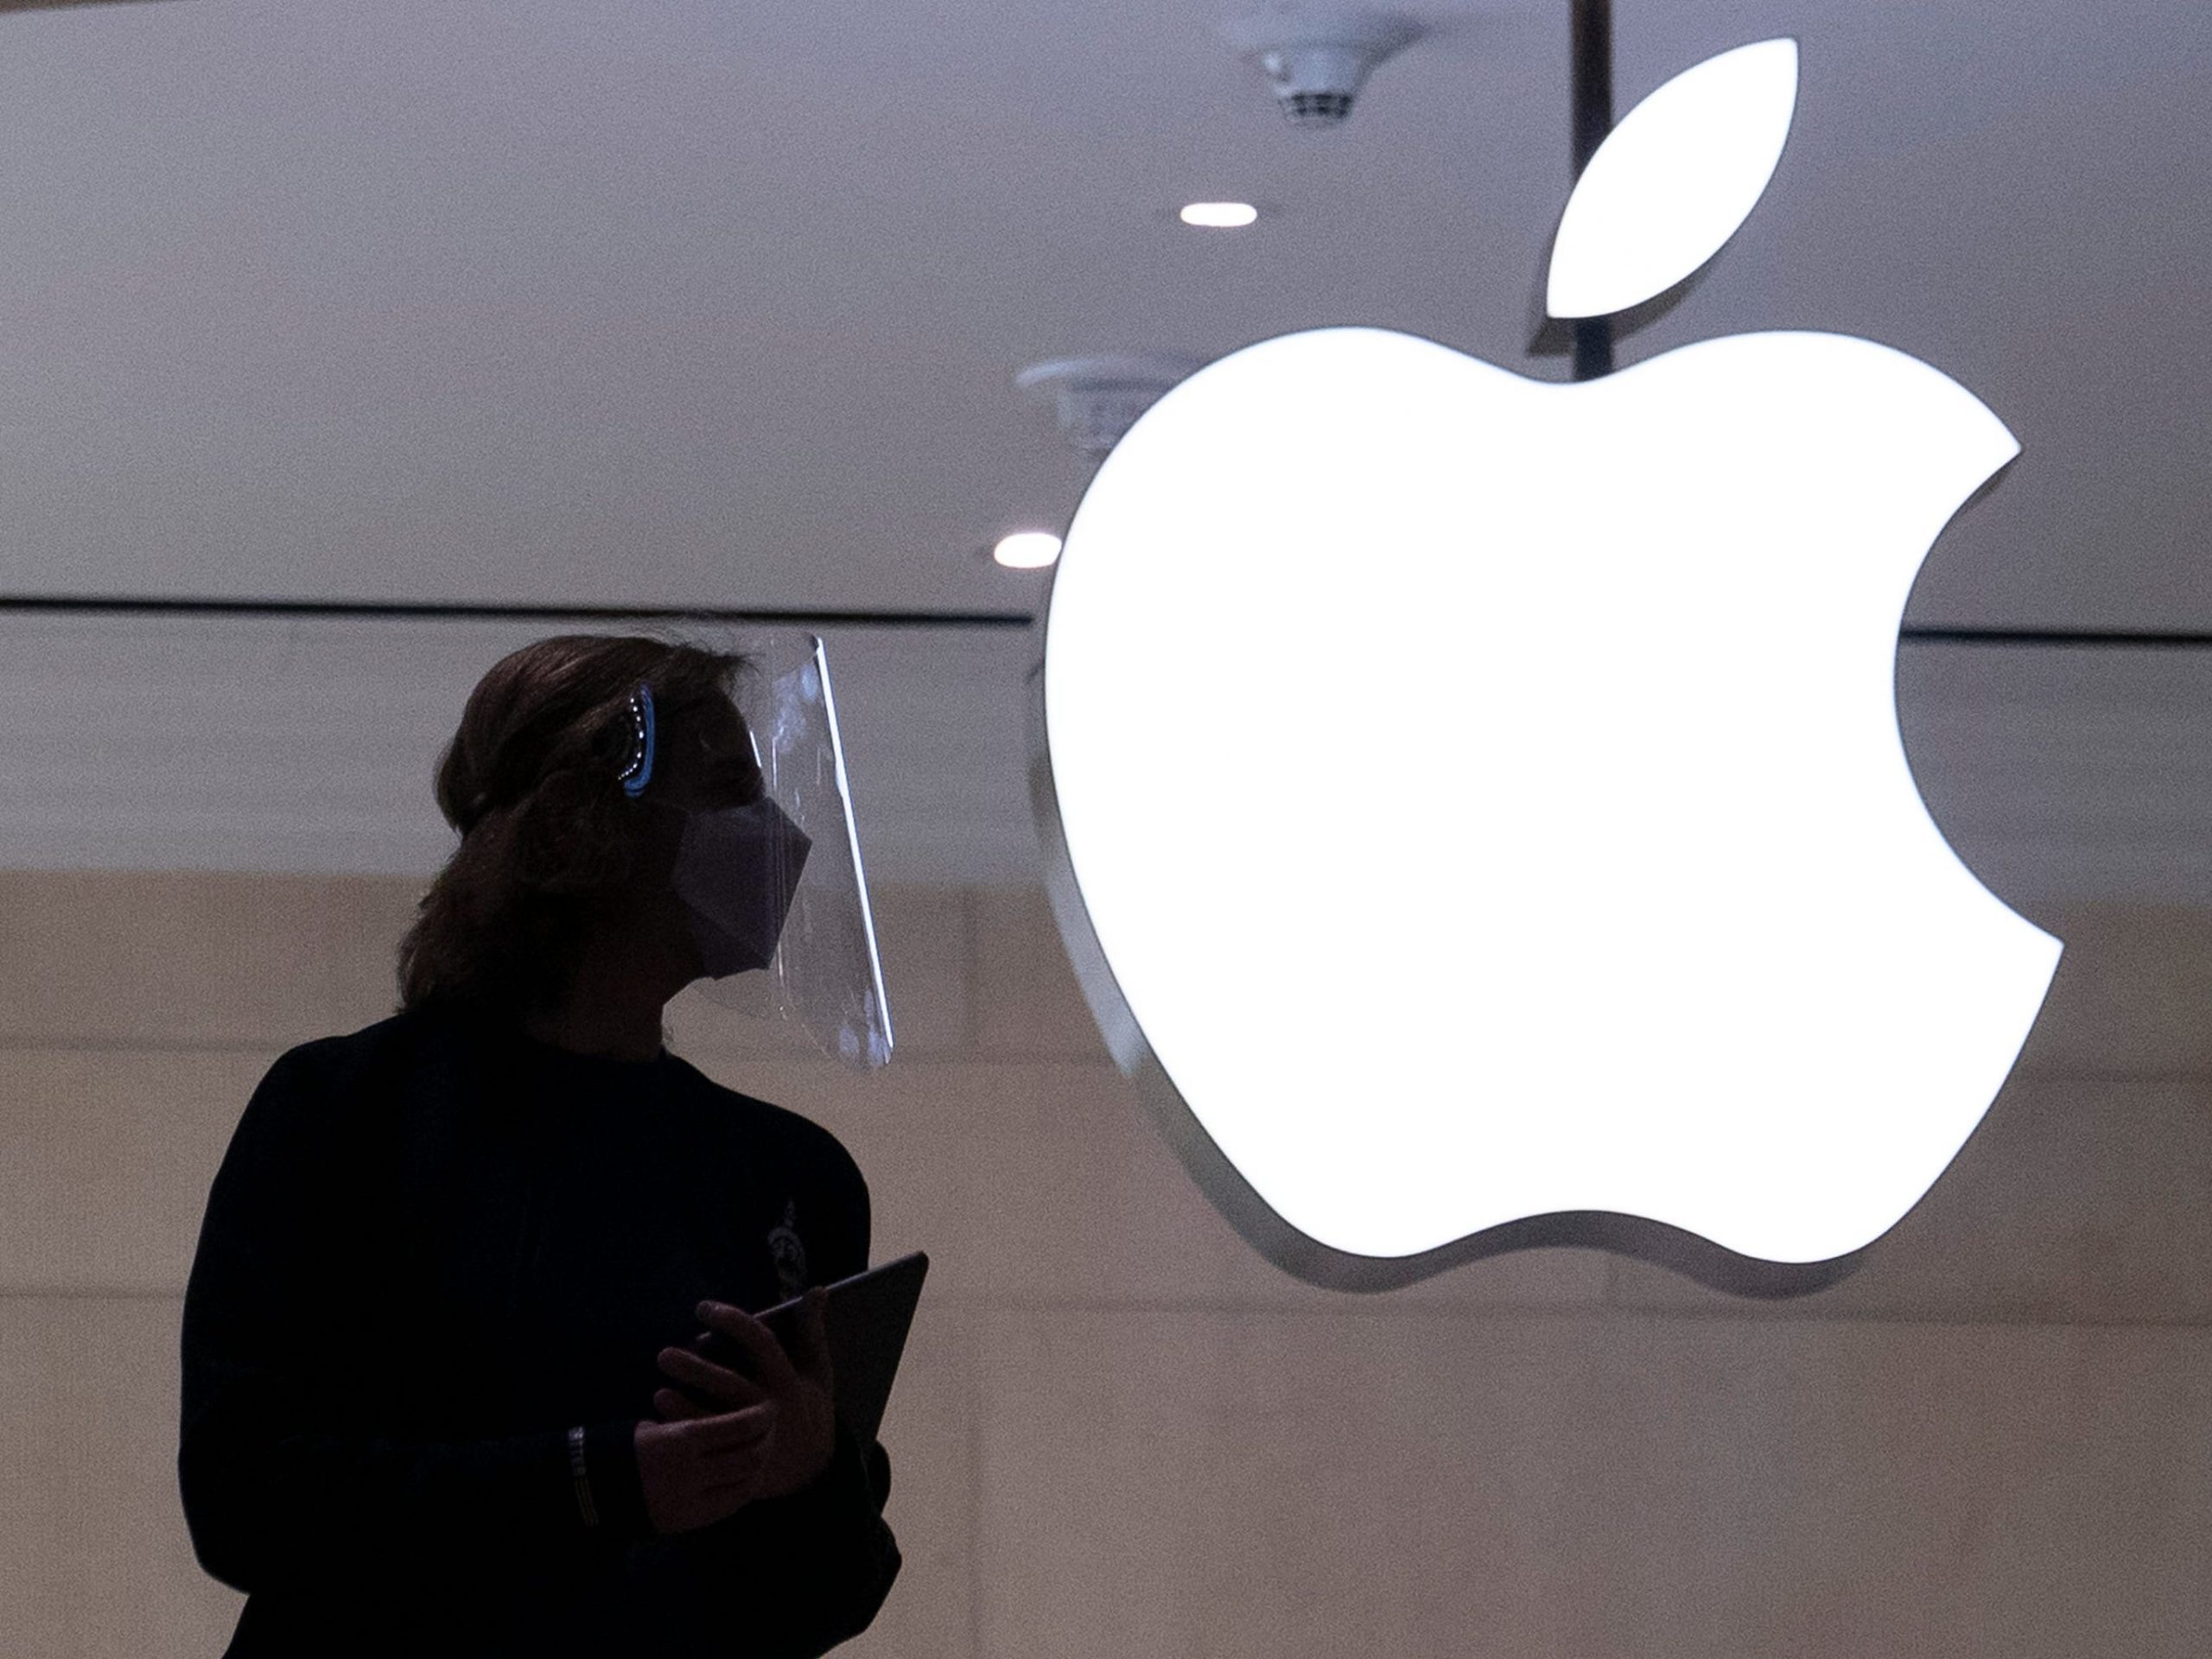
[{"xmin": 670, "ymin": 798, "xmax": 814, "ymax": 978}]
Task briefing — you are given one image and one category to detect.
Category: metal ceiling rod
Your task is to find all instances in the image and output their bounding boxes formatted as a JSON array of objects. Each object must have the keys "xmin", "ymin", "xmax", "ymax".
[
  {"xmin": 0, "ymin": 594, "xmax": 1034, "ymax": 630},
  {"xmin": 1569, "ymin": 0, "xmax": 1615, "ymax": 382},
  {"xmin": 9, "ymin": 596, "xmax": 2210, "ymax": 651}
]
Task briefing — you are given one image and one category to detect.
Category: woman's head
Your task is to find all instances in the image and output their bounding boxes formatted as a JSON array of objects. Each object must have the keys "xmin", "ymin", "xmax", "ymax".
[{"xmin": 397, "ymin": 633, "xmax": 754, "ymax": 1016}]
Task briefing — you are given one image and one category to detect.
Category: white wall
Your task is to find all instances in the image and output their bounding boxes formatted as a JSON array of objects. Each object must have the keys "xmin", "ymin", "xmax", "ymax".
[{"xmin": 3, "ymin": 873, "xmax": 2209, "ymax": 1655}]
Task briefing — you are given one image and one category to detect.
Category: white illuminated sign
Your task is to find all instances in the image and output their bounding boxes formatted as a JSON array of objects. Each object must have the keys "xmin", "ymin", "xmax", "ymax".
[{"xmin": 1033, "ymin": 39, "xmax": 2062, "ymax": 1291}]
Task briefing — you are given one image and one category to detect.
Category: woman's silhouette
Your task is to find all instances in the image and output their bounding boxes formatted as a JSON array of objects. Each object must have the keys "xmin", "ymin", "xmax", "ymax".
[{"xmin": 179, "ymin": 634, "xmax": 900, "ymax": 1656}]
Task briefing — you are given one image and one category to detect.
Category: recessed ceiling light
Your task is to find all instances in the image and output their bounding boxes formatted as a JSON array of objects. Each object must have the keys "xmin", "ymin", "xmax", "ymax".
[
  {"xmin": 993, "ymin": 531, "xmax": 1063, "ymax": 569},
  {"xmin": 1179, "ymin": 200, "xmax": 1260, "ymax": 229}
]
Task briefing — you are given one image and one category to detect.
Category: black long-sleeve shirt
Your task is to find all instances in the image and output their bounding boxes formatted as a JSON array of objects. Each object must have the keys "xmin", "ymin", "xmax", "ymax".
[{"xmin": 178, "ymin": 1000, "xmax": 901, "ymax": 1657}]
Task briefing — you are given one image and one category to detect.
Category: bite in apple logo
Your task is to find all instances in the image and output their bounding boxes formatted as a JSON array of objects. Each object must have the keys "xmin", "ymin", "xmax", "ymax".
[{"xmin": 1030, "ymin": 39, "xmax": 2063, "ymax": 1295}]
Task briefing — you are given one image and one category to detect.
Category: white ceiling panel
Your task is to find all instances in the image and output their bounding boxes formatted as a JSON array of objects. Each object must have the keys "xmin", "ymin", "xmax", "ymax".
[{"xmin": 0, "ymin": 1, "xmax": 2204, "ymax": 626}]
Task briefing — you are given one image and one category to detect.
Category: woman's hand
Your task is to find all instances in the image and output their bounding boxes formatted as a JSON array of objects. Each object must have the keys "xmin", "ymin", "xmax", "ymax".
[
  {"xmin": 632, "ymin": 1402, "xmax": 779, "ymax": 1536},
  {"xmin": 652, "ymin": 1288, "xmax": 836, "ymax": 1506}
]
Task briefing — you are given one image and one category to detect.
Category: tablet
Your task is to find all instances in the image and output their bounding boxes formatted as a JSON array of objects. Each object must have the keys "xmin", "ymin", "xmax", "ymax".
[{"xmin": 690, "ymin": 1251, "xmax": 928, "ymax": 1443}]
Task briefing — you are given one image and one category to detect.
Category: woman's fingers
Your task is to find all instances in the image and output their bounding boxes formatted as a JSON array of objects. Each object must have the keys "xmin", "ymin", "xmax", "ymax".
[
  {"xmin": 694, "ymin": 1301, "xmax": 799, "ymax": 1390},
  {"xmin": 653, "ymin": 1387, "xmax": 710, "ymax": 1421},
  {"xmin": 638, "ymin": 1417, "xmax": 757, "ymax": 1536},
  {"xmin": 672, "ymin": 1401, "xmax": 778, "ymax": 1458},
  {"xmin": 656, "ymin": 1343, "xmax": 769, "ymax": 1408}
]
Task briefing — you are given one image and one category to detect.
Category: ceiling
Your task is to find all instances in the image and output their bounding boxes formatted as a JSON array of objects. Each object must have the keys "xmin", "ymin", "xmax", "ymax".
[
  {"xmin": 1, "ymin": 0, "xmax": 2206, "ymax": 624},
  {"xmin": 1, "ymin": 2, "xmax": 2209, "ymax": 895}
]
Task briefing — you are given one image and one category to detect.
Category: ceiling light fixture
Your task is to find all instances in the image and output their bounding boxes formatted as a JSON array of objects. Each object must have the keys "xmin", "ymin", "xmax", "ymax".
[
  {"xmin": 992, "ymin": 531, "xmax": 1063, "ymax": 569},
  {"xmin": 1015, "ymin": 354, "xmax": 1207, "ymax": 455},
  {"xmin": 1218, "ymin": 4, "xmax": 1425, "ymax": 128},
  {"xmin": 1179, "ymin": 201, "xmax": 1260, "ymax": 228}
]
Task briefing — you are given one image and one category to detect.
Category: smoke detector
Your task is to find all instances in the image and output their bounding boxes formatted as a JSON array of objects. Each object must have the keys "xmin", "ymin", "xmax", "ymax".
[
  {"xmin": 1218, "ymin": 4, "xmax": 1424, "ymax": 128},
  {"xmin": 1016, "ymin": 354, "xmax": 1207, "ymax": 456}
]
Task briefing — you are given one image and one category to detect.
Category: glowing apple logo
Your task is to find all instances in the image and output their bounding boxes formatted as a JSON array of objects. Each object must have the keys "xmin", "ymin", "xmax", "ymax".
[{"xmin": 1030, "ymin": 39, "xmax": 2063, "ymax": 1294}]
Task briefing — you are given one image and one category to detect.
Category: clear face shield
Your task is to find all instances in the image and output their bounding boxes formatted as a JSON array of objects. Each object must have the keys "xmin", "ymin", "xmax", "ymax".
[{"xmin": 629, "ymin": 632, "xmax": 893, "ymax": 1069}]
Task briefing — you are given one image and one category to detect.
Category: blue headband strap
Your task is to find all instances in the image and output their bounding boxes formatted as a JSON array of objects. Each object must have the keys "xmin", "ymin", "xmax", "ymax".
[{"xmin": 617, "ymin": 683, "xmax": 657, "ymax": 798}]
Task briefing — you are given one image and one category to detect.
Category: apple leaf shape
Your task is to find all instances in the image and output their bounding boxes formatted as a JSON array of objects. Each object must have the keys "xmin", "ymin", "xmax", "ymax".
[{"xmin": 1546, "ymin": 37, "xmax": 1799, "ymax": 321}]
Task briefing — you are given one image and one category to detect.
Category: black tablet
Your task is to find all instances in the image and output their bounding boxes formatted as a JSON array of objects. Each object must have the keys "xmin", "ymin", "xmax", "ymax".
[{"xmin": 690, "ymin": 1251, "xmax": 928, "ymax": 1443}]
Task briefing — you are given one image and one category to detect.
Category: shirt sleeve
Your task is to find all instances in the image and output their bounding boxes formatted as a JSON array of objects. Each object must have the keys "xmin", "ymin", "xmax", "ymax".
[
  {"xmin": 620, "ymin": 1126, "xmax": 903, "ymax": 1656},
  {"xmin": 746, "ymin": 1136, "xmax": 901, "ymax": 1652},
  {"xmin": 176, "ymin": 1044, "xmax": 655, "ymax": 1599},
  {"xmin": 802, "ymin": 1127, "xmax": 899, "ymax": 1532}
]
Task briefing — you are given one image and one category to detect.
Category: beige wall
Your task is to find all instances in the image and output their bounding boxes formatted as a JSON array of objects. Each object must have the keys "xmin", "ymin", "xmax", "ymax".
[{"xmin": 3, "ymin": 872, "xmax": 2209, "ymax": 1656}]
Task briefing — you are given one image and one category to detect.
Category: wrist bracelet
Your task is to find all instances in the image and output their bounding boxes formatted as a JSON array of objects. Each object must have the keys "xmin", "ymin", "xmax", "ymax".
[{"xmin": 567, "ymin": 1424, "xmax": 599, "ymax": 1528}]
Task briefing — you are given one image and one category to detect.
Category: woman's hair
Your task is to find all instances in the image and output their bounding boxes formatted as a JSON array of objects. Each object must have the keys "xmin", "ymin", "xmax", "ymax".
[{"xmin": 397, "ymin": 632, "xmax": 748, "ymax": 1016}]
